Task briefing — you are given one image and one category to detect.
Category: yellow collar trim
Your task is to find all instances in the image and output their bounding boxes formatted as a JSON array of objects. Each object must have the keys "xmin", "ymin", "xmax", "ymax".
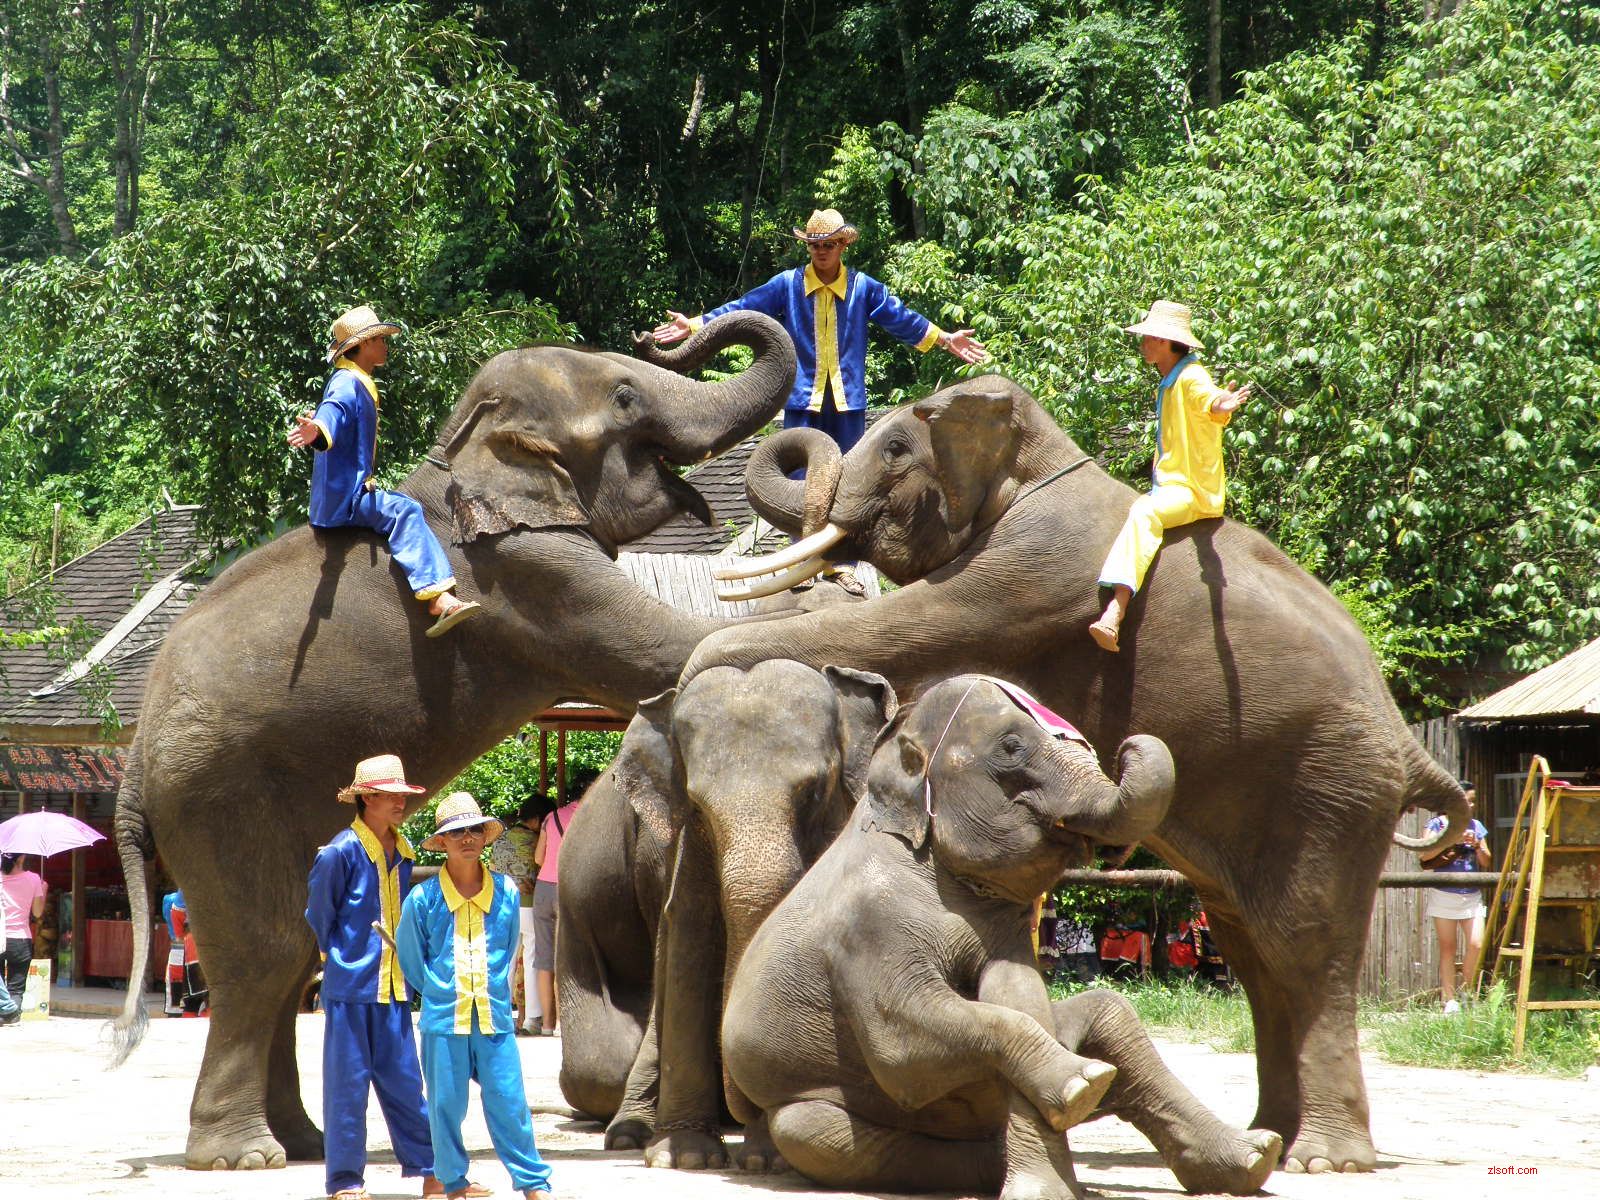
[
  {"xmin": 803, "ymin": 263, "xmax": 848, "ymax": 300},
  {"xmin": 350, "ymin": 817, "xmax": 415, "ymax": 864},
  {"xmin": 440, "ymin": 867, "xmax": 495, "ymax": 915},
  {"xmin": 334, "ymin": 357, "xmax": 380, "ymax": 409}
]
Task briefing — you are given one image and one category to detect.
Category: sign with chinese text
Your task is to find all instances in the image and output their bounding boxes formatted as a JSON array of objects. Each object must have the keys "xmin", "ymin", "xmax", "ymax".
[{"xmin": 0, "ymin": 745, "xmax": 126, "ymax": 794}]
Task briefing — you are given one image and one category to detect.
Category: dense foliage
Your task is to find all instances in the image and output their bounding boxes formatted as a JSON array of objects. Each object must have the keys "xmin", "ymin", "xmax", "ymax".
[{"xmin": 3, "ymin": 0, "xmax": 1596, "ymax": 711}]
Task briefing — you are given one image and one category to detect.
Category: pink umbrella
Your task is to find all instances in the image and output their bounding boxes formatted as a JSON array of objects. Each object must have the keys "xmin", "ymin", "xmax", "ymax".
[{"xmin": 0, "ymin": 811, "xmax": 106, "ymax": 858}]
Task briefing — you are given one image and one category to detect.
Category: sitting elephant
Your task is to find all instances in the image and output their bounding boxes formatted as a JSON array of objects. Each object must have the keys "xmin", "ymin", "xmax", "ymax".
[
  {"xmin": 694, "ymin": 376, "xmax": 1469, "ymax": 1172},
  {"xmin": 107, "ymin": 312, "xmax": 798, "ymax": 1171},
  {"xmin": 723, "ymin": 675, "xmax": 1281, "ymax": 1198},
  {"xmin": 557, "ymin": 660, "xmax": 895, "ymax": 1167}
]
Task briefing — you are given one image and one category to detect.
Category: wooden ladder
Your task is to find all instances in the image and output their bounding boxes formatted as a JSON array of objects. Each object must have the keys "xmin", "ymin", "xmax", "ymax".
[{"xmin": 1484, "ymin": 756, "xmax": 1600, "ymax": 1055}]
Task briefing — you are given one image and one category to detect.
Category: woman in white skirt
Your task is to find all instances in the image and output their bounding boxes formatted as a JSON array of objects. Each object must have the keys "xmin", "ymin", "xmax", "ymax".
[{"xmin": 1421, "ymin": 782, "xmax": 1491, "ymax": 1013}]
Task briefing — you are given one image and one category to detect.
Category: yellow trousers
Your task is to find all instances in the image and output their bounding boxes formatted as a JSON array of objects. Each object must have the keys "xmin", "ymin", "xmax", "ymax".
[{"xmin": 1097, "ymin": 485, "xmax": 1207, "ymax": 593}]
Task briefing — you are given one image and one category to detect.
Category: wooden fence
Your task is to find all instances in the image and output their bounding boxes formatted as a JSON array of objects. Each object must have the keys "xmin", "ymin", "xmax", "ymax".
[{"xmin": 1358, "ymin": 718, "xmax": 1461, "ymax": 1001}]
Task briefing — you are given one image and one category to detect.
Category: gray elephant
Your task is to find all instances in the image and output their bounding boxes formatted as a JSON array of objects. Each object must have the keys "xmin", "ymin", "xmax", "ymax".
[
  {"xmin": 107, "ymin": 312, "xmax": 797, "ymax": 1171},
  {"xmin": 723, "ymin": 675, "xmax": 1281, "ymax": 1198},
  {"xmin": 694, "ymin": 376, "xmax": 1469, "ymax": 1173},
  {"xmin": 556, "ymin": 660, "xmax": 894, "ymax": 1168},
  {"xmin": 554, "ymin": 587, "xmax": 871, "ymax": 1137}
]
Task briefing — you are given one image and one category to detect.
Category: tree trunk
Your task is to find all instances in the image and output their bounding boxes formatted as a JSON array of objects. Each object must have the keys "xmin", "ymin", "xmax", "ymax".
[
  {"xmin": 0, "ymin": 17, "xmax": 81, "ymax": 256},
  {"xmin": 892, "ymin": 0, "xmax": 925, "ymax": 238},
  {"xmin": 40, "ymin": 43, "xmax": 76, "ymax": 254},
  {"xmin": 1208, "ymin": 0, "xmax": 1222, "ymax": 108},
  {"xmin": 735, "ymin": 30, "xmax": 778, "ymax": 293}
]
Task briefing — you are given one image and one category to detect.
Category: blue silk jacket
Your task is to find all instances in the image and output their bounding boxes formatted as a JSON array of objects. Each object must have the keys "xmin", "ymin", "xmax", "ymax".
[
  {"xmin": 305, "ymin": 821, "xmax": 414, "ymax": 1004},
  {"xmin": 308, "ymin": 361, "xmax": 381, "ymax": 527},
  {"xmin": 397, "ymin": 869, "xmax": 520, "ymax": 1036},
  {"xmin": 697, "ymin": 266, "xmax": 941, "ymax": 413}
]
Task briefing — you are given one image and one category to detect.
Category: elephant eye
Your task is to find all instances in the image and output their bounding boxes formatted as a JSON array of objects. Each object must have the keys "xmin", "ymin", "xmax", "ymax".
[
  {"xmin": 882, "ymin": 435, "xmax": 911, "ymax": 465},
  {"xmin": 612, "ymin": 384, "xmax": 637, "ymax": 411}
]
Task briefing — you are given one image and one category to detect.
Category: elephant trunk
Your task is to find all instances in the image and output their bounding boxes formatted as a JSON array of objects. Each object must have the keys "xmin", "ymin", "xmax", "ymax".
[
  {"xmin": 635, "ymin": 311, "xmax": 798, "ymax": 463},
  {"xmin": 711, "ymin": 428, "xmax": 846, "ymax": 601},
  {"xmin": 1059, "ymin": 735, "xmax": 1176, "ymax": 846}
]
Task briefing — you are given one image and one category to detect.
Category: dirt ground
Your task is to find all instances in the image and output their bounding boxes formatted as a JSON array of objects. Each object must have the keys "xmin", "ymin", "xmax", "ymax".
[{"xmin": 4, "ymin": 1011, "xmax": 1597, "ymax": 1199}]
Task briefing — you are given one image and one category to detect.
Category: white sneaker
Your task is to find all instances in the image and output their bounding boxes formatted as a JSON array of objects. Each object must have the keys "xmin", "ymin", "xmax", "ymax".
[{"xmin": 1443, "ymin": 999, "xmax": 1461, "ymax": 1015}]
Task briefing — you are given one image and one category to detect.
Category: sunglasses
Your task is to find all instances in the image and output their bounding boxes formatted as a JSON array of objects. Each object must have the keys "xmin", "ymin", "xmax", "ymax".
[
  {"xmin": 809, "ymin": 240, "xmax": 842, "ymax": 251},
  {"xmin": 440, "ymin": 824, "xmax": 487, "ymax": 839}
]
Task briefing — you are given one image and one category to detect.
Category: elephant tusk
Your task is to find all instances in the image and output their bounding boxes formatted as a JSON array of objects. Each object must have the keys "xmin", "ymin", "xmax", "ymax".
[
  {"xmin": 712, "ymin": 522, "xmax": 847, "ymax": 580},
  {"xmin": 715, "ymin": 557, "xmax": 828, "ymax": 601}
]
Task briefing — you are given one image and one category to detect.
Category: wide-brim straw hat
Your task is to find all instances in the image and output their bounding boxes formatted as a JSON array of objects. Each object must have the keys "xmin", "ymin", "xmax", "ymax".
[
  {"xmin": 337, "ymin": 753, "xmax": 428, "ymax": 803},
  {"xmin": 1124, "ymin": 300, "xmax": 1204, "ymax": 350},
  {"xmin": 327, "ymin": 304, "xmax": 403, "ymax": 363},
  {"xmin": 792, "ymin": 208, "xmax": 859, "ymax": 246},
  {"xmin": 423, "ymin": 791, "xmax": 505, "ymax": 851}
]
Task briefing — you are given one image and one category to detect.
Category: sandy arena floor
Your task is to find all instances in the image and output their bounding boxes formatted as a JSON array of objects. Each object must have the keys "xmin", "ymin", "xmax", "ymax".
[{"xmin": 3, "ymin": 1010, "xmax": 1597, "ymax": 1199}]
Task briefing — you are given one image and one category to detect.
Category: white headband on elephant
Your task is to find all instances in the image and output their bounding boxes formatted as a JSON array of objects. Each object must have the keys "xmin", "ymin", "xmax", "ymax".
[{"xmin": 923, "ymin": 676, "xmax": 1089, "ymax": 819}]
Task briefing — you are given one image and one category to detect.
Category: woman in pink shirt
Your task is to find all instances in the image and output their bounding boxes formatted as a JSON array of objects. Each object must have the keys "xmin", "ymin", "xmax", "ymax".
[
  {"xmin": 1, "ymin": 853, "xmax": 47, "ymax": 1025},
  {"xmin": 529, "ymin": 767, "xmax": 596, "ymax": 1035}
]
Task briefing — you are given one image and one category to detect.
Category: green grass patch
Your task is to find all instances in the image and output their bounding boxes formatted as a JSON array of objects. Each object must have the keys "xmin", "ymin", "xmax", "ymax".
[
  {"xmin": 1366, "ymin": 981, "xmax": 1600, "ymax": 1078},
  {"xmin": 1051, "ymin": 977, "xmax": 1599, "ymax": 1077}
]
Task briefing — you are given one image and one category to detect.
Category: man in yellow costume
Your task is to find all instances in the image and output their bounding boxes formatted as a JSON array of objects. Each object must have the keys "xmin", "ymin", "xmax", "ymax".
[{"xmin": 1089, "ymin": 301, "xmax": 1252, "ymax": 652}]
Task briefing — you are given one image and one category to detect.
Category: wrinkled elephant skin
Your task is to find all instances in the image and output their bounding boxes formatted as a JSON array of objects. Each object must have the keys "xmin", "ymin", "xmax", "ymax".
[
  {"xmin": 107, "ymin": 313, "xmax": 798, "ymax": 1171},
  {"xmin": 723, "ymin": 676, "xmax": 1281, "ymax": 1196},
  {"xmin": 692, "ymin": 376, "xmax": 1469, "ymax": 1173}
]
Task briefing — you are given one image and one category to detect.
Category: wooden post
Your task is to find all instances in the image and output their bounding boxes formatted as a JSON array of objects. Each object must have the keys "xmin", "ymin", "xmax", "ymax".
[
  {"xmin": 71, "ymin": 794, "xmax": 87, "ymax": 987},
  {"xmin": 557, "ymin": 730, "xmax": 568, "ymax": 803},
  {"xmin": 1514, "ymin": 782, "xmax": 1551, "ymax": 1058},
  {"xmin": 538, "ymin": 729, "xmax": 549, "ymax": 800}
]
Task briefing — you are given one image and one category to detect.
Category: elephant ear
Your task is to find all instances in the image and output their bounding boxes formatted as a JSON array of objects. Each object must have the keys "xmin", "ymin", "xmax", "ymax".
[
  {"xmin": 912, "ymin": 387, "xmax": 1019, "ymax": 532},
  {"xmin": 860, "ymin": 710, "xmax": 931, "ymax": 852},
  {"xmin": 824, "ymin": 665, "xmax": 898, "ymax": 803},
  {"xmin": 616, "ymin": 689, "xmax": 681, "ymax": 834},
  {"xmin": 441, "ymin": 396, "xmax": 592, "ymax": 544}
]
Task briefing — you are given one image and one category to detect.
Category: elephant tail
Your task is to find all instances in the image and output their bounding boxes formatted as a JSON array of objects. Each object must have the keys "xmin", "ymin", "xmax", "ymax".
[
  {"xmin": 1392, "ymin": 736, "xmax": 1469, "ymax": 853},
  {"xmin": 106, "ymin": 742, "xmax": 151, "ymax": 1067}
]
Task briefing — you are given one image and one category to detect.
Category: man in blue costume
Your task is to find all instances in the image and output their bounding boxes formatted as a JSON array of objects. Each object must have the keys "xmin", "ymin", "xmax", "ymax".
[
  {"xmin": 398, "ymin": 792, "xmax": 555, "ymax": 1200},
  {"xmin": 287, "ymin": 306, "xmax": 480, "ymax": 637},
  {"xmin": 652, "ymin": 208, "xmax": 987, "ymax": 594},
  {"xmin": 306, "ymin": 755, "xmax": 475, "ymax": 1200}
]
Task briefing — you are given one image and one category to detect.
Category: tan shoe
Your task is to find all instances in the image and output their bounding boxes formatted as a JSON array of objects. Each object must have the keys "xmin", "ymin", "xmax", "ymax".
[{"xmin": 427, "ymin": 598, "xmax": 483, "ymax": 638}]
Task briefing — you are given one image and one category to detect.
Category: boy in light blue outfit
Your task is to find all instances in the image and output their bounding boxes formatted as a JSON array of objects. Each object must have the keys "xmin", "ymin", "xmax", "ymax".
[{"xmin": 398, "ymin": 792, "xmax": 555, "ymax": 1200}]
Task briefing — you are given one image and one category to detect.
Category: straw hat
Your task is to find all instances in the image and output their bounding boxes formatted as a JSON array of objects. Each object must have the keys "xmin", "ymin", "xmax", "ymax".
[
  {"xmin": 792, "ymin": 208, "xmax": 859, "ymax": 246},
  {"xmin": 1123, "ymin": 300, "xmax": 1204, "ymax": 351},
  {"xmin": 327, "ymin": 305, "xmax": 403, "ymax": 363},
  {"xmin": 423, "ymin": 791, "xmax": 505, "ymax": 851},
  {"xmin": 336, "ymin": 753, "xmax": 428, "ymax": 803}
]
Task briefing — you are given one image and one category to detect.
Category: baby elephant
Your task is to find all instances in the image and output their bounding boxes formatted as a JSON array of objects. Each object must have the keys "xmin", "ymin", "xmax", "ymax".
[{"xmin": 723, "ymin": 675, "xmax": 1281, "ymax": 1199}]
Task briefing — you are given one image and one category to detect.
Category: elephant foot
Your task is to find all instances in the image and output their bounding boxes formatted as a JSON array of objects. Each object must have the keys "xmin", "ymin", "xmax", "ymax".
[
  {"xmin": 1282, "ymin": 1128, "xmax": 1377, "ymax": 1174},
  {"xmin": 1000, "ymin": 1156, "xmax": 1092, "ymax": 1200},
  {"xmin": 605, "ymin": 1114, "xmax": 653, "ymax": 1151},
  {"xmin": 643, "ymin": 1126, "xmax": 728, "ymax": 1171},
  {"xmin": 1046, "ymin": 1060, "xmax": 1117, "ymax": 1132},
  {"xmin": 185, "ymin": 1120, "xmax": 288, "ymax": 1171},
  {"xmin": 267, "ymin": 1114, "xmax": 324, "ymax": 1162},
  {"xmin": 735, "ymin": 1119, "xmax": 789, "ymax": 1174},
  {"xmin": 1166, "ymin": 1127, "xmax": 1281, "ymax": 1194}
]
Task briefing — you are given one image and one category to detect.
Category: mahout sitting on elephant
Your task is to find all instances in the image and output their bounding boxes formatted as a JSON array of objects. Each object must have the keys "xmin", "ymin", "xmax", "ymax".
[
  {"xmin": 723, "ymin": 674, "xmax": 1281, "ymax": 1198},
  {"xmin": 107, "ymin": 312, "xmax": 799, "ymax": 1172},
  {"xmin": 697, "ymin": 375, "xmax": 1469, "ymax": 1173}
]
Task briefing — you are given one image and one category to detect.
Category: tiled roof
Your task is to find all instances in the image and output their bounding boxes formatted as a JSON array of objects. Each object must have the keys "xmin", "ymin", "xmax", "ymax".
[
  {"xmin": 0, "ymin": 507, "xmax": 207, "ymax": 735},
  {"xmin": 1457, "ymin": 638, "xmax": 1600, "ymax": 722}
]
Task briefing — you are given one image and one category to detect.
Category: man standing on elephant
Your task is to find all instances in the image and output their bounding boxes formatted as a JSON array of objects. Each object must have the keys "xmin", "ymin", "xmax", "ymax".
[
  {"xmin": 287, "ymin": 305, "xmax": 481, "ymax": 637},
  {"xmin": 1089, "ymin": 301, "xmax": 1252, "ymax": 652},
  {"xmin": 306, "ymin": 754, "xmax": 461, "ymax": 1200},
  {"xmin": 652, "ymin": 208, "xmax": 987, "ymax": 595}
]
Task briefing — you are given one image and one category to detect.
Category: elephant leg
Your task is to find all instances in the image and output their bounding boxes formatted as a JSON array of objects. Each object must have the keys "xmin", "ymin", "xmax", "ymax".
[
  {"xmin": 734, "ymin": 1108, "xmax": 787, "ymax": 1174},
  {"xmin": 643, "ymin": 819, "xmax": 728, "ymax": 1170},
  {"xmin": 1052, "ymin": 991, "xmax": 1280, "ymax": 1194},
  {"xmin": 1208, "ymin": 903, "xmax": 1377, "ymax": 1174},
  {"xmin": 767, "ymin": 1099, "xmax": 1001, "ymax": 1194},
  {"xmin": 605, "ymin": 1001, "xmax": 660, "ymax": 1150},
  {"xmin": 265, "ymin": 939, "xmax": 323, "ymax": 1160}
]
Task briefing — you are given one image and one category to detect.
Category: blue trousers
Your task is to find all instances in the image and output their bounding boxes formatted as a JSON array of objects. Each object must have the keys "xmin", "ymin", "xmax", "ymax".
[
  {"xmin": 339, "ymin": 488, "xmax": 456, "ymax": 600},
  {"xmin": 421, "ymin": 1028, "xmax": 552, "ymax": 1194},
  {"xmin": 784, "ymin": 392, "xmax": 867, "ymax": 454},
  {"xmin": 323, "ymin": 999, "xmax": 435, "ymax": 1194}
]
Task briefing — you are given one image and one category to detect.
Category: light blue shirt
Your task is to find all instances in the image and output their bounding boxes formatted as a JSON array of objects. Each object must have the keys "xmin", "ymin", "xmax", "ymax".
[{"xmin": 397, "ymin": 869, "xmax": 520, "ymax": 1036}]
